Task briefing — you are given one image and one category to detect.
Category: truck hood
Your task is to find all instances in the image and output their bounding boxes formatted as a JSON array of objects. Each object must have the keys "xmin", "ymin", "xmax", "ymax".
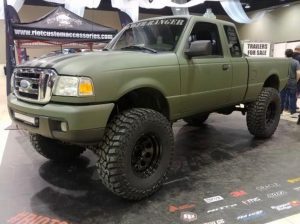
[{"xmin": 20, "ymin": 51, "xmax": 178, "ymax": 76}]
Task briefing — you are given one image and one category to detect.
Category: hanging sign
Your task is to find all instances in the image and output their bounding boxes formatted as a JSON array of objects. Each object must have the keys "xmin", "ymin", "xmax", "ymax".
[{"xmin": 243, "ymin": 42, "xmax": 271, "ymax": 57}]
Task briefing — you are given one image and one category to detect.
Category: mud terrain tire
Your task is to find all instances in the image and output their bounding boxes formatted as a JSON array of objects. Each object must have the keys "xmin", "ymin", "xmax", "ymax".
[
  {"xmin": 97, "ymin": 108, "xmax": 174, "ymax": 200},
  {"xmin": 246, "ymin": 87, "xmax": 281, "ymax": 138}
]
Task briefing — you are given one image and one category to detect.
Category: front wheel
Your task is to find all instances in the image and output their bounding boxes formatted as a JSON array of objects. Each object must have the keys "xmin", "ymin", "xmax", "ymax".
[
  {"xmin": 97, "ymin": 108, "xmax": 174, "ymax": 200},
  {"xmin": 246, "ymin": 87, "xmax": 281, "ymax": 138}
]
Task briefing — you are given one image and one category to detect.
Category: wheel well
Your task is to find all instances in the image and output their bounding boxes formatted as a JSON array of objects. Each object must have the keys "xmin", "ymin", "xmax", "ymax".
[
  {"xmin": 263, "ymin": 75, "xmax": 279, "ymax": 90},
  {"xmin": 109, "ymin": 88, "xmax": 170, "ymax": 121}
]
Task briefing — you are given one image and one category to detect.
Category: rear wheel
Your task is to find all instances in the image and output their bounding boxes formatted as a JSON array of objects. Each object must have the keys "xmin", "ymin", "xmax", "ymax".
[
  {"xmin": 246, "ymin": 87, "xmax": 281, "ymax": 138},
  {"xmin": 30, "ymin": 134, "xmax": 85, "ymax": 162},
  {"xmin": 97, "ymin": 108, "xmax": 174, "ymax": 200},
  {"xmin": 183, "ymin": 113, "xmax": 209, "ymax": 126}
]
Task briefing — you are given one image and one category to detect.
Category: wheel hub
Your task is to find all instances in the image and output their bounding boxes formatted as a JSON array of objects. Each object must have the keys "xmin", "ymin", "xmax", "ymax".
[
  {"xmin": 266, "ymin": 102, "xmax": 276, "ymax": 124},
  {"xmin": 131, "ymin": 133, "xmax": 161, "ymax": 178}
]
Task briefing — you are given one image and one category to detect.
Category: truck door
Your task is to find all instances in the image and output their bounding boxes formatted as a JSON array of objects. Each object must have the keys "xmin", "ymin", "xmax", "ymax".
[
  {"xmin": 223, "ymin": 25, "xmax": 248, "ymax": 104},
  {"xmin": 179, "ymin": 22, "xmax": 233, "ymax": 116}
]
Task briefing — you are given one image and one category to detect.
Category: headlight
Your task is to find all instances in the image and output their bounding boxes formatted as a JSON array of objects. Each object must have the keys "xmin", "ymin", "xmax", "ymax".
[{"xmin": 53, "ymin": 76, "xmax": 94, "ymax": 97}]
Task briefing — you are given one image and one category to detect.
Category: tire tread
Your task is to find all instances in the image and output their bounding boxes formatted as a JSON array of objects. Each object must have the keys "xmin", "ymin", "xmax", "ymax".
[
  {"xmin": 246, "ymin": 87, "xmax": 281, "ymax": 138},
  {"xmin": 97, "ymin": 108, "xmax": 174, "ymax": 200}
]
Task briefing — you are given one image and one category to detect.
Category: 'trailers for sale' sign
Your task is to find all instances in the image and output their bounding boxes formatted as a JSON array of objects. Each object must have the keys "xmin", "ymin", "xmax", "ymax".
[{"xmin": 243, "ymin": 42, "xmax": 271, "ymax": 57}]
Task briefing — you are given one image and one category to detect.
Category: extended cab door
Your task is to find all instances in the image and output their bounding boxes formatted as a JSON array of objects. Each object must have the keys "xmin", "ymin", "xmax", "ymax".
[
  {"xmin": 222, "ymin": 25, "xmax": 248, "ymax": 104},
  {"xmin": 178, "ymin": 21, "xmax": 233, "ymax": 116}
]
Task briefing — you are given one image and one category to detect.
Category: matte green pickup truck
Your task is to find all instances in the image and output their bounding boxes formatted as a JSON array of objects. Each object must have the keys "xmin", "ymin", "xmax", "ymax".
[{"xmin": 8, "ymin": 15, "xmax": 289, "ymax": 200}]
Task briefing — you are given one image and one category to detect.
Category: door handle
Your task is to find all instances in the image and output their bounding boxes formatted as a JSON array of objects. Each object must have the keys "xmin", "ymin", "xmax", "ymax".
[{"xmin": 222, "ymin": 64, "xmax": 230, "ymax": 71}]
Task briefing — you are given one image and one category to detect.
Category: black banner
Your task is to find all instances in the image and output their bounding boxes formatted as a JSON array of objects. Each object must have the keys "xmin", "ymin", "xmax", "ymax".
[
  {"xmin": 118, "ymin": 11, "xmax": 133, "ymax": 28},
  {"xmin": 12, "ymin": 7, "xmax": 117, "ymax": 42},
  {"xmin": 4, "ymin": 0, "xmax": 19, "ymax": 95}
]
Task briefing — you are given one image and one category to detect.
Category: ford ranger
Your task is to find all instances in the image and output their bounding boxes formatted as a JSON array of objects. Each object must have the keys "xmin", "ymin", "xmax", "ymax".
[{"xmin": 8, "ymin": 15, "xmax": 289, "ymax": 200}]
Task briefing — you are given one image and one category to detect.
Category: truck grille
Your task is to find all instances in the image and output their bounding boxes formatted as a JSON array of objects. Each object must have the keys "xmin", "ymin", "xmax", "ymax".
[{"xmin": 13, "ymin": 68, "xmax": 57, "ymax": 104}]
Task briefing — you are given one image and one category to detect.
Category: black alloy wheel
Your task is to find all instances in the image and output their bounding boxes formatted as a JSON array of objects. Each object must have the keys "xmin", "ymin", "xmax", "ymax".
[
  {"xmin": 266, "ymin": 102, "xmax": 276, "ymax": 125},
  {"xmin": 131, "ymin": 133, "xmax": 162, "ymax": 178}
]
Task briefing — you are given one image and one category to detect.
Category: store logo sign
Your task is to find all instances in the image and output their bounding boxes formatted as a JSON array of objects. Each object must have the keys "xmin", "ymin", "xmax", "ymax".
[
  {"xmin": 204, "ymin": 196, "xmax": 224, "ymax": 204},
  {"xmin": 7, "ymin": 212, "xmax": 70, "ymax": 224},
  {"xmin": 236, "ymin": 210, "xmax": 265, "ymax": 221},
  {"xmin": 293, "ymin": 187, "xmax": 300, "ymax": 191},
  {"xmin": 288, "ymin": 177, "xmax": 300, "ymax": 184},
  {"xmin": 169, "ymin": 204, "xmax": 195, "ymax": 212},
  {"xmin": 271, "ymin": 203, "xmax": 291, "ymax": 211},
  {"xmin": 47, "ymin": 12, "xmax": 82, "ymax": 28},
  {"xmin": 230, "ymin": 190, "xmax": 247, "ymax": 197},
  {"xmin": 256, "ymin": 183, "xmax": 280, "ymax": 191},
  {"xmin": 202, "ymin": 219, "xmax": 225, "ymax": 224},
  {"xmin": 242, "ymin": 197, "xmax": 262, "ymax": 205},
  {"xmin": 207, "ymin": 204, "xmax": 237, "ymax": 214},
  {"xmin": 271, "ymin": 201, "xmax": 300, "ymax": 211},
  {"xmin": 267, "ymin": 191, "xmax": 287, "ymax": 199},
  {"xmin": 290, "ymin": 201, "xmax": 300, "ymax": 207},
  {"xmin": 180, "ymin": 212, "xmax": 197, "ymax": 223}
]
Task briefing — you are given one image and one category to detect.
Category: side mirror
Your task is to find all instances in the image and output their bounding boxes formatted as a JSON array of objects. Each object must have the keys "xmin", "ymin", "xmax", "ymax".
[{"xmin": 185, "ymin": 40, "xmax": 212, "ymax": 59}]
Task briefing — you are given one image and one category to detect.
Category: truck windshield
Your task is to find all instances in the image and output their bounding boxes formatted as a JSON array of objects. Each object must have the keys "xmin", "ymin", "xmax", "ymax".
[{"xmin": 106, "ymin": 18, "xmax": 187, "ymax": 53}]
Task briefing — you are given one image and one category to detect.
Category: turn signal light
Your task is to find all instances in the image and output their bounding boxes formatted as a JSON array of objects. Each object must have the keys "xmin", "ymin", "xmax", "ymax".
[{"xmin": 79, "ymin": 78, "xmax": 94, "ymax": 96}]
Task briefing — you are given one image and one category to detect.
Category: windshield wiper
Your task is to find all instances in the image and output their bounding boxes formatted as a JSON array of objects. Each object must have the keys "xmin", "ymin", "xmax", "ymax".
[{"xmin": 121, "ymin": 45, "xmax": 157, "ymax": 53}]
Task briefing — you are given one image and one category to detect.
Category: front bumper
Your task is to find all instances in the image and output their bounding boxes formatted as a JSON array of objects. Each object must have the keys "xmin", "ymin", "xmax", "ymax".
[{"xmin": 8, "ymin": 94, "xmax": 114, "ymax": 143}]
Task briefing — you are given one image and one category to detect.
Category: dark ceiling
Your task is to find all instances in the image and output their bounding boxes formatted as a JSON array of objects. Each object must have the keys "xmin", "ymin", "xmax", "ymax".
[{"xmin": 24, "ymin": 0, "xmax": 300, "ymax": 15}]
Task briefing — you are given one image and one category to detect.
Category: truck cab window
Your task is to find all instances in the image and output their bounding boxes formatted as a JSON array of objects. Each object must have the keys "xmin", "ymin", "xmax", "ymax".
[
  {"xmin": 187, "ymin": 22, "xmax": 223, "ymax": 57},
  {"xmin": 110, "ymin": 18, "xmax": 187, "ymax": 52},
  {"xmin": 224, "ymin": 26, "xmax": 242, "ymax": 57}
]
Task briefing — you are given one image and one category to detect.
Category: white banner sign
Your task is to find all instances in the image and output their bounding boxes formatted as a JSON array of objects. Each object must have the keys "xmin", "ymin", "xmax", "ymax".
[{"xmin": 243, "ymin": 42, "xmax": 271, "ymax": 57}]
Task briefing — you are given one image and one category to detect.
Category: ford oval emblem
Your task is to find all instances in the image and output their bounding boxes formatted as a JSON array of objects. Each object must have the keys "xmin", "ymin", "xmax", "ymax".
[{"xmin": 20, "ymin": 80, "xmax": 31, "ymax": 89}]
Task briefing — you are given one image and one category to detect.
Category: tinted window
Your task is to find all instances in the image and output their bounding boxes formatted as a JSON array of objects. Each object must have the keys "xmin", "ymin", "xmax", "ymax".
[
  {"xmin": 187, "ymin": 22, "xmax": 223, "ymax": 57},
  {"xmin": 108, "ymin": 18, "xmax": 187, "ymax": 52},
  {"xmin": 224, "ymin": 26, "xmax": 242, "ymax": 57}
]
